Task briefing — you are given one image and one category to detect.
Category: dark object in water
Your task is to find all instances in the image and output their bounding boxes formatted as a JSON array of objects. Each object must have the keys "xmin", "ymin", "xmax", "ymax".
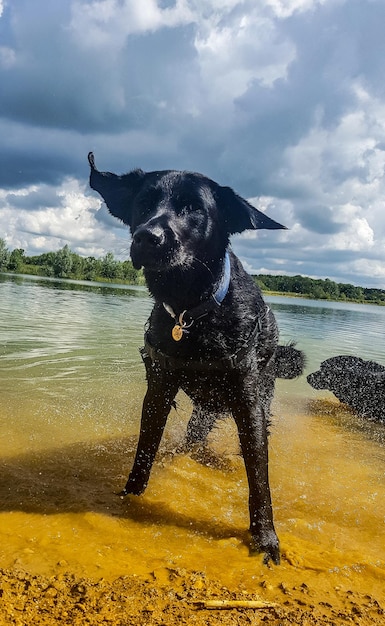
[
  {"xmin": 307, "ymin": 355, "xmax": 385, "ymax": 423},
  {"xmin": 274, "ymin": 342, "xmax": 305, "ymax": 380},
  {"xmin": 88, "ymin": 151, "xmax": 305, "ymax": 565}
]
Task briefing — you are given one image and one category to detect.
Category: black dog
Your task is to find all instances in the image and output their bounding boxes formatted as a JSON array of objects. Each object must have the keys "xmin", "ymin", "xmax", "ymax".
[
  {"xmin": 307, "ymin": 355, "xmax": 385, "ymax": 423},
  {"xmin": 88, "ymin": 152, "xmax": 304, "ymax": 564},
  {"xmin": 182, "ymin": 341, "xmax": 305, "ymax": 449}
]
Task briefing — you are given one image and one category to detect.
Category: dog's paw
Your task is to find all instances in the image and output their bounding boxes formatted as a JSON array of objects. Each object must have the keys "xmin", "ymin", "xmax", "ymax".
[
  {"xmin": 249, "ymin": 531, "xmax": 280, "ymax": 565},
  {"xmin": 117, "ymin": 476, "xmax": 148, "ymax": 498}
]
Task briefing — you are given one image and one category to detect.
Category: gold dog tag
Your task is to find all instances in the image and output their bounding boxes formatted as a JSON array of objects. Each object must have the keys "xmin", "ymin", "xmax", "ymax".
[{"xmin": 172, "ymin": 324, "xmax": 183, "ymax": 341}]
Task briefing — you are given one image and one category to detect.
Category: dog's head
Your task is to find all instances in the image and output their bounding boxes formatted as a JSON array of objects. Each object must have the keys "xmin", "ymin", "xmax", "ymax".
[
  {"xmin": 88, "ymin": 152, "xmax": 285, "ymax": 271},
  {"xmin": 307, "ymin": 356, "xmax": 366, "ymax": 390}
]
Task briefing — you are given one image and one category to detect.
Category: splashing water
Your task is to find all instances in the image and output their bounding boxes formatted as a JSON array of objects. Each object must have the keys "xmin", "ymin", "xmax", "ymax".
[{"xmin": 0, "ymin": 274, "xmax": 384, "ymax": 608}]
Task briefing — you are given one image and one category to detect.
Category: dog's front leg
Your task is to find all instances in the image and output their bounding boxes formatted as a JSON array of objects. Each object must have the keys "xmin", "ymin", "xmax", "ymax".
[
  {"xmin": 232, "ymin": 400, "xmax": 280, "ymax": 565},
  {"xmin": 120, "ymin": 374, "xmax": 178, "ymax": 497}
]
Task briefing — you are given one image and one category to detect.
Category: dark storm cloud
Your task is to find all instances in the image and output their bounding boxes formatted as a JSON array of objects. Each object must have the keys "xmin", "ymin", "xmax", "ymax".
[
  {"xmin": 0, "ymin": 0, "xmax": 118, "ymax": 133},
  {"xmin": 294, "ymin": 206, "xmax": 344, "ymax": 235},
  {"xmin": 1, "ymin": 0, "xmax": 385, "ymax": 286},
  {"xmin": 0, "ymin": 116, "xmax": 90, "ymax": 189},
  {"xmin": 210, "ymin": 1, "xmax": 385, "ymax": 199},
  {"xmin": 0, "ymin": 0, "xmax": 380, "ymax": 193},
  {"xmin": 0, "ymin": 0, "xmax": 197, "ymax": 136}
]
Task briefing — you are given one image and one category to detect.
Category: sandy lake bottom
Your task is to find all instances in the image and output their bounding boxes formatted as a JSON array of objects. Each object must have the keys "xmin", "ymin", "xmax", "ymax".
[
  {"xmin": 1, "ymin": 280, "xmax": 385, "ymax": 624},
  {"xmin": 1, "ymin": 386, "xmax": 385, "ymax": 625}
]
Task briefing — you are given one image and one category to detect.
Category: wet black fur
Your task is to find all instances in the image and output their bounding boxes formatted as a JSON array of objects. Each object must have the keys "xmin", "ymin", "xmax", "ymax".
[
  {"xmin": 88, "ymin": 152, "xmax": 305, "ymax": 565},
  {"xmin": 307, "ymin": 355, "xmax": 385, "ymax": 423}
]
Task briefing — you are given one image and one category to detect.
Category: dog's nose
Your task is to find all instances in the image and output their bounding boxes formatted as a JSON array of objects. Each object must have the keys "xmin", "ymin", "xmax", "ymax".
[
  {"xmin": 131, "ymin": 223, "xmax": 170, "ymax": 269},
  {"xmin": 132, "ymin": 226, "xmax": 164, "ymax": 248}
]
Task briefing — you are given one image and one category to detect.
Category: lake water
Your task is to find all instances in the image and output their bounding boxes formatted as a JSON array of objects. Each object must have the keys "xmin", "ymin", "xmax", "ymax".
[{"xmin": 0, "ymin": 273, "xmax": 385, "ymax": 604}]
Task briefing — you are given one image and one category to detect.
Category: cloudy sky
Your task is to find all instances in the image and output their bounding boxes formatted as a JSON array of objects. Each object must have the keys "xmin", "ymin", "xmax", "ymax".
[{"xmin": 1, "ymin": 0, "xmax": 385, "ymax": 287}]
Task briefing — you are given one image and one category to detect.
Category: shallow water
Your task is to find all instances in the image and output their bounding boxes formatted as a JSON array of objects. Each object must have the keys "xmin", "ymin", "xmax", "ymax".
[{"xmin": 0, "ymin": 273, "xmax": 384, "ymax": 604}]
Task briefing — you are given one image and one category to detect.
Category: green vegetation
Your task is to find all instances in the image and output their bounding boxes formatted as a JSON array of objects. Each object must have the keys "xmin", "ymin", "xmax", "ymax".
[
  {"xmin": 0, "ymin": 239, "xmax": 145, "ymax": 285},
  {"xmin": 254, "ymin": 274, "xmax": 385, "ymax": 305},
  {"xmin": 1, "ymin": 238, "xmax": 384, "ymax": 304}
]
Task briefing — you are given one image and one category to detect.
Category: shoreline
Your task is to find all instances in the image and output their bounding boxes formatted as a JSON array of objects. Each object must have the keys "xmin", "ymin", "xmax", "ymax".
[
  {"xmin": 2, "ymin": 270, "xmax": 384, "ymax": 306},
  {"xmin": 1, "ymin": 565, "xmax": 383, "ymax": 626}
]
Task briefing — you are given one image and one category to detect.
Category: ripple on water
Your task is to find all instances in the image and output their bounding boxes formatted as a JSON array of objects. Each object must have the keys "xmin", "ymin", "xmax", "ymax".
[{"xmin": 0, "ymin": 276, "xmax": 385, "ymax": 608}]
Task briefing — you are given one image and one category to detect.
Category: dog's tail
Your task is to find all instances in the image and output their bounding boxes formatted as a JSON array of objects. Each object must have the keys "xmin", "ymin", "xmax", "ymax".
[{"xmin": 275, "ymin": 342, "xmax": 305, "ymax": 379}]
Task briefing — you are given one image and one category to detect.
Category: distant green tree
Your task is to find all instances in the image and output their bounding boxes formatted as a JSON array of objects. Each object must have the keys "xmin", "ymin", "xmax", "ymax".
[
  {"xmin": 291, "ymin": 275, "xmax": 312, "ymax": 295},
  {"xmin": 83, "ymin": 256, "xmax": 97, "ymax": 280},
  {"xmin": 0, "ymin": 238, "xmax": 10, "ymax": 270},
  {"xmin": 8, "ymin": 248, "xmax": 25, "ymax": 272},
  {"xmin": 309, "ymin": 283, "xmax": 326, "ymax": 299},
  {"xmin": 121, "ymin": 259, "xmax": 141, "ymax": 283},
  {"xmin": 255, "ymin": 278, "xmax": 268, "ymax": 291},
  {"xmin": 70, "ymin": 251, "xmax": 86, "ymax": 279},
  {"xmin": 339, "ymin": 282, "xmax": 364, "ymax": 302},
  {"xmin": 363, "ymin": 288, "xmax": 385, "ymax": 304},
  {"xmin": 26, "ymin": 251, "xmax": 56, "ymax": 268},
  {"xmin": 53, "ymin": 245, "xmax": 73, "ymax": 278},
  {"xmin": 323, "ymin": 278, "xmax": 340, "ymax": 300},
  {"xmin": 100, "ymin": 252, "xmax": 121, "ymax": 279},
  {"xmin": 252, "ymin": 273, "xmax": 373, "ymax": 303}
]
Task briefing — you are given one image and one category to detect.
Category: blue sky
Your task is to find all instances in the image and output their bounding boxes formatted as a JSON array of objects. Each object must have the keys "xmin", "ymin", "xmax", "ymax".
[{"xmin": 1, "ymin": 0, "xmax": 385, "ymax": 287}]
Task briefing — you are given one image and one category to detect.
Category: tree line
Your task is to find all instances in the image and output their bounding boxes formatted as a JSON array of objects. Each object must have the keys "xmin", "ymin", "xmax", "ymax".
[
  {"xmin": 0, "ymin": 239, "xmax": 145, "ymax": 285},
  {"xmin": 1, "ymin": 238, "xmax": 384, "ymax": 304},
  {"xmin": 254, "ymin": 274, "xmax": 385, "ymax": 305}
]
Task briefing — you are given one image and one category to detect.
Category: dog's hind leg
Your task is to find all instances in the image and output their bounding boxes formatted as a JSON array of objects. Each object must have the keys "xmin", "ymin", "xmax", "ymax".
[
  {"xmin": 231, "ymin": 384, "xmax": 280, "ymax": 565},
  {"xmin": 181, "ymin": 406, "xmax": 219, "ymax": 450},
  {"xmin": 120, "ymin": 373, "xmax": 179, "ymax": 497}
]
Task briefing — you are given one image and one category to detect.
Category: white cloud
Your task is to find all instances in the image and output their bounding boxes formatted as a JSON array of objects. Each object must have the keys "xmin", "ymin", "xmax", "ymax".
[
  {"xmin": 70, "ymin": 0, "xmax": 194, "ymax": 49},
  {"xmin": 279, "ymin": 80, "xmax": 385, "ymax": 242},
  {"xmin": 349, "ymin": 257, "xmax": 385, "ymax": 282},
  {"xmin": 266, "ymin": 0, "xmax": 331, "ymax": 18},
  {"xmin": 1, "ymin": 0, "xmax": 385, "ymax": 287},
  {"xmin": 328, "ymin": 216, "xmax": 374, "ymax": 252},
  {"xmin": 0, "ymin": 179, "xmax": 130, "ymax": 259},
  {"xmin": 195, "ymin": 11, "xmax": 296, "ymax": 101}
]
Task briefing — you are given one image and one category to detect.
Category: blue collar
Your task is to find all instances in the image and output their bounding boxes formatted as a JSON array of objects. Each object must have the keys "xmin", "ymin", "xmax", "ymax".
[
  {"xmin": 213, "ymin": 249, "xmax": 231, "ymax": 305},
  {"xmin": 163, "ymin": 249, "xmax": 231, "ymax": 340}
]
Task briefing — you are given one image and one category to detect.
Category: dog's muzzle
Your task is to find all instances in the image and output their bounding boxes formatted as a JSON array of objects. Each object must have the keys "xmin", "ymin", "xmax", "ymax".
[
  {"xmin": 307, "ymin": 372, "xmax": 324, "ymax": 389},
  {"xmin": 131, "ymin": 225, "xmax": 170, "ymax": 270}
]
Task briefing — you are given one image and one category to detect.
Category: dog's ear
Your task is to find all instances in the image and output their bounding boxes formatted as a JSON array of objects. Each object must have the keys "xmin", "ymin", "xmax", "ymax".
[
  {"xmin": 88, "ymin": 152, "xmax": 143, "ymax": 225},
  {"xmin": 217, "ymin": 185, "xmax": 286, "ymax": 234}
]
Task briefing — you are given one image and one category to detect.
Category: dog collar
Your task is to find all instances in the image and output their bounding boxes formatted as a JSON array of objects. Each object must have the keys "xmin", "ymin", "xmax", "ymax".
[
  {"xmin": 142, "ymin": 314, "xmax": 264, "ymax": 371},
  {"xmin": 163, "ymin": 249, "xmax": 231, "ymax": 341}
]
